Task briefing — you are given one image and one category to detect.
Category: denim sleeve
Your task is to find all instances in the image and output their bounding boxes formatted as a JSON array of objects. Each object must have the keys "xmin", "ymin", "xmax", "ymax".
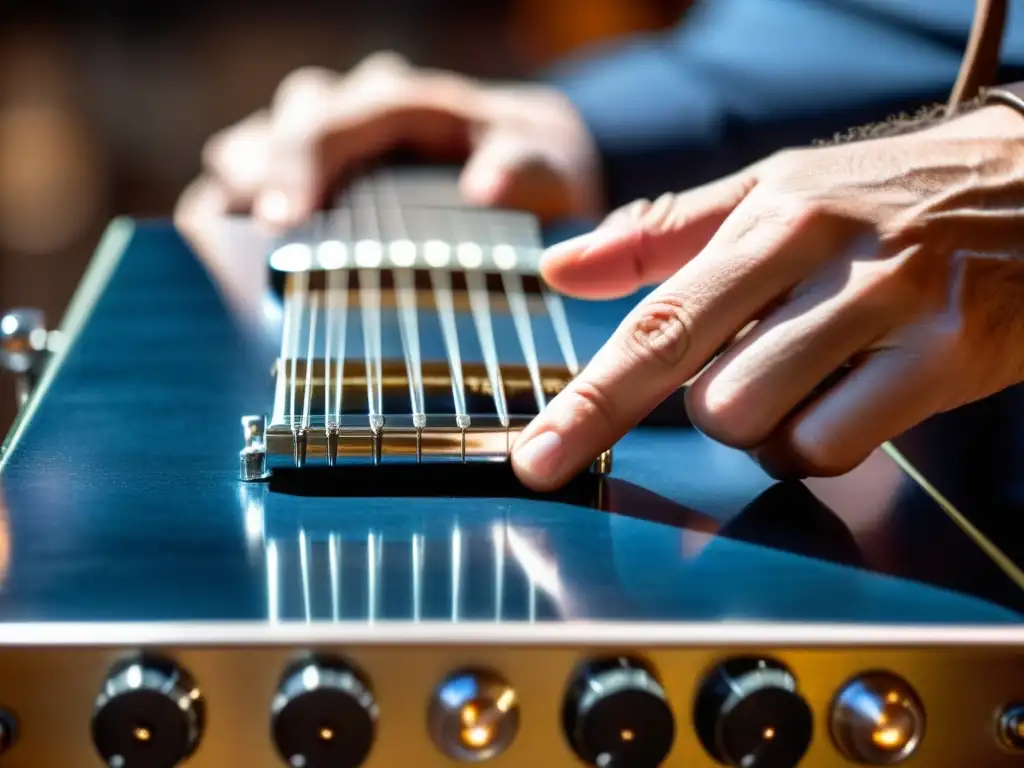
[{"xmin": 544, "ymin": 0, "xmax": 1024, "ymax": 207}]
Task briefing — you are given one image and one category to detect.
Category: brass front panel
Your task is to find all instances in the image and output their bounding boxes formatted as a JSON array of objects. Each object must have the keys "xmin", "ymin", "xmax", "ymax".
[{"xmin": 0, "ymin": 641, "xmax": 1021, "ymax": 766}]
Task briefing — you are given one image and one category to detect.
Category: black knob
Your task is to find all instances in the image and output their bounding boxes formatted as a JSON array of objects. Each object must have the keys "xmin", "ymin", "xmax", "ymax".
[
  {"xmin": 271, "ymin": 656, "xmax": 378, "ymax": 768},
  {"xmin": 92, "ymin": 656, "xmax": 205, "ymax": 768},
  {"xmin": 0, "ymin": 709, "xmax": 18, "ymax": 755},
  {"xmin": 694, "ymin": 657, "xmax": 813, "ymax": 768},
  {"xmin": 562, "ymin": 657, "xmax": 675, "ymax": 767}
]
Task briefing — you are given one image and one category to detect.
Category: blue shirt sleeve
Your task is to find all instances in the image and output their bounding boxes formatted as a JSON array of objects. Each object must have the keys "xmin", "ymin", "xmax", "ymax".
[{"xmin": 545, "ymin": 0, "xmax": 1024, "ymax": 208}]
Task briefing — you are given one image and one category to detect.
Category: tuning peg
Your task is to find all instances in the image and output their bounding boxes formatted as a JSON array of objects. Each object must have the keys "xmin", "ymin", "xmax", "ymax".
[{"xmin": 1, "ymin": 308, "xmax": 53, "ymax": 407}]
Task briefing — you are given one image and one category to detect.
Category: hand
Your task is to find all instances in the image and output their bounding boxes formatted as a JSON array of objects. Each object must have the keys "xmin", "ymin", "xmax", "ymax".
[
  {"xmin": 511, "ymin": 104, "xmax": 1024, "ymax": 490},
  {"xmin": 175, "ymin": 52, "xmax": 603, "ymax": 237}
]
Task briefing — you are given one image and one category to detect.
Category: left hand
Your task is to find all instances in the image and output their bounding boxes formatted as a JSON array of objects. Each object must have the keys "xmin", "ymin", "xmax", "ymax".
[{"xmin": 511, "ymin": 104, "xmax": 1024, "ymax": 490}]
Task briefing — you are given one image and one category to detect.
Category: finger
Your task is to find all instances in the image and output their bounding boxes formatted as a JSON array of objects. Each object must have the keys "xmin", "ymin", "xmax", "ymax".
[
  {"xmin": 752, "ymin": 346, "xmax": 950, "ymax": 479},
  {"xmin": 539, "ymin": 172, "xmax": 756, "ymax": 300},
  {"xmin": 686, "ymin": 237, "xmax": 906, "ymax": 448},
  {"xmin": 256, "ymin": 65, "xmax": 480, "ymax": 229},
  {"xmin": 174, "ymin": 175, "xmax": 233, "ymax": 251},
  {"xmin": 512, "ymin": 202, "xmax": 863, "ymax": 491},
  {"xmin": 459, "ymin": 128, "xmax": 578, "ymax": 220},
  {"xmin": 201, "ymin": 110, "xmax": 271, "ymax": 212},
  {"xmin": 255, "ymin": 67, "xmax": 337, "ymax": 227}
]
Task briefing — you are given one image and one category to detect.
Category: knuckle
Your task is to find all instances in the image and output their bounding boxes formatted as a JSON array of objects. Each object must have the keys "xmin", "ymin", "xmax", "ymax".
[
  {"xmin": 357, "ymin": 50, "xmax": 409, "ymax": 74},
  {"xmin": 684, "ymin": 379, "xmax": 763, "ymax": 450},
  {"xmin": 623, "ymin": 296, "xmax": 693, "ymax": 370},
  {"xmin": 637, "ymin": 192, "xmax": 680, "ymax": 237},
  {"xmin": 786, "ymin": 426, "xmax": 859, "ymax": 477},
  {"xmin": 565, "ymin": 378, "xmax": 618, "ymax": 428},
  {"xmin": 275, "ymin": 66, "xmax": 336, "ymax": 101}
]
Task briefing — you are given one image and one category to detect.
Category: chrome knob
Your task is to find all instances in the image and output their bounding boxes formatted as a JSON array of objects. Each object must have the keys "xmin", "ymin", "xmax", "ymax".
[
  {"xmin": 1, "ymin": 308, "xmax": 53, "ymax": 406},
  {"xmin": 830, "ymin": 672, "xmax": 925, "ymax": 764},
  {"xmin": 0, "ymin": 308, "xmax": 46, "ymax": 375}
]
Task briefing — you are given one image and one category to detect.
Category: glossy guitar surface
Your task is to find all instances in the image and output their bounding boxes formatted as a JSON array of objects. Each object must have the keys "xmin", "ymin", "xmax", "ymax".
[{"xmin": 0, "ymin": 201, "xmax": 1023, "ymax": 767}]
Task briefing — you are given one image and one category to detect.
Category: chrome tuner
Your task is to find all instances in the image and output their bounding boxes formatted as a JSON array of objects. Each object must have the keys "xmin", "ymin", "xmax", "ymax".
[
  {"xmin": 240, "ymin": 414, "xmax": 270, "ymax": 482},
  {"xmin": 0, "ymin": 308, "xmax": 56, "ymax": 408}
]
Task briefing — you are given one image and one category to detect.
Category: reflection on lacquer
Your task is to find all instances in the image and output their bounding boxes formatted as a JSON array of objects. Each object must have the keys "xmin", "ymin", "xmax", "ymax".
[{"xmin": 244, "ymin": 488, "xmax": 562, "ymax": 624}]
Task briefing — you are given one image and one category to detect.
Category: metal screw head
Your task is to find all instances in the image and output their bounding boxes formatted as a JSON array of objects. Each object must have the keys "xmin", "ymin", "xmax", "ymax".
[{"xmin": 0, "ymin": 308, "xmax": 46, "ymax": 374}]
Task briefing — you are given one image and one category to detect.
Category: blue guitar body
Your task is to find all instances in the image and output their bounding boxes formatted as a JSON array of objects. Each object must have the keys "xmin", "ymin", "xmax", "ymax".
[{"xmin": 0, "ymin": 212, "xmax": 1022, "ymax": 767}]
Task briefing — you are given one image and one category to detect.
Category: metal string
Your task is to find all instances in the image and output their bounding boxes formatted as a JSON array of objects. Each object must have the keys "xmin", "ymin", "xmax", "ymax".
[
  {"xmin": 353, "ymin": 178, "xmax": 385, "ymax": 437},
  {"xmin": 301, "ymin": 292, "xmax": 319, "ymax": 430},
  {"xmin": 273, "ymin": 275, "xmax": 296, "ymax": 425},
  {"xmin": 452, "ymin": 208, "xmax": 508, "ymax": 426},
  {"xmin": 324, "ymin": 205, "xmax": 352, "ymax": 426},
  {"xmin": 542, "ymin": 287, "xmax": 580, "ymax": 376},
  {"xmin": 431, "ymin": 267, "xmax": 470, "ymax": 428},
  {"xmin": 380, "ymin": 174, "xmax": 427, "ymax": 430},
  {"xmin": 502, "ymin": 271, "xmax": 547, "ymax": 411},
  {"xmin": 288, "ymin": 270, "xmax": 308, "ymax": 428}
]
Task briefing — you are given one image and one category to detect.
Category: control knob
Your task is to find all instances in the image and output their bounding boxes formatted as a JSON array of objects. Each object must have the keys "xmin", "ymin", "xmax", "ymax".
[
  {"xmin": 694, "ymin": 657, "xmax": 813, "ymax": 768},
  {"xmin": 562, "ymin": 657, "xmax": 675, "ymax": 767},
  {"xmin": 92, "ymin": 656, "xmax": 205, "ymax": 768},
  {"xmin": 271, "ymin": 656, "xmax": 378, "ymax": 768}
]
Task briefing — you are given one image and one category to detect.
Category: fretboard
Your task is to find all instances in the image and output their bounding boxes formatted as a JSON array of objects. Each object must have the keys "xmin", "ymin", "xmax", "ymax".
[{"xmin": 243, "ymin": 167, "xmax": 593, "ymax": 476}]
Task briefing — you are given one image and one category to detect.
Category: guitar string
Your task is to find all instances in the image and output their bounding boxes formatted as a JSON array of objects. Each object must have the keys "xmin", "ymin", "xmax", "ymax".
[
  {"xmin": 272, "ymin": 274, "xmax": 295, "ymax": 426},
  {"xmin": 430, "ymin": 266, "xmax": 470, "ymax": 427},
  {"xmin": 353, "ymin": 177, "xmax": 386, "ymax": 441},
  {"xmin": 289, "ymin": 269, "xmax": 308, "ymax": 429},
  {"xmin": 542, "ymin": 287, "xmax": 580, "ymax": 376},
  {"xmin": 380, "ymin": 173, "xmax": 428, "ymax": 432},
  {"xmin": 330, "ymin": 206, "xmax": 352, "ymax": 425},
  {"xmin": 454, "ymin": 210, "xmax": 510, "ymax": 427},
  {"xmin": 321, "ymin": 212, "xmax": 332, "ymax": 428},
  {"xmin": 301, "ymin": 290, "xmax": 319, "ymax": 431},
  {"xmin": 500, "ymin": 270, "xmax": 547, "ymax": 412}
]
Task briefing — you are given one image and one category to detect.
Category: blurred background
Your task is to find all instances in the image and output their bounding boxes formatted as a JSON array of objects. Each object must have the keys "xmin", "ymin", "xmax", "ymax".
[{"xmin": 0, "ymin": 0, "xmax": 692, "ymax": 432}]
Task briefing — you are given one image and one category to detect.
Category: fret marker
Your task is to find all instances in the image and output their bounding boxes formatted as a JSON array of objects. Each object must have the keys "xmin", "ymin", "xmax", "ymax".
[
  {"xmin": 269, "ymin": 243, "xmax": 313, "ymax": 272},
  {"xmin": 389, "ymin": 239, "xmax": 417, "ymax": 267},
  {"xmin": 493, "ymin": 244, "xmax": 517, "ymax": 271},
  {"xmin": 316, "ymin": 240, "xmax": 348, "ymax": 269},
  {"xmin": 354, "ymin": 240, "xmax": 384, "ymax": 268},
  {"xmin": 457, "ymin": 242, "xmax": 484, "ymax": 269},
  {"xmin": 424, "ymin": 239, "xmax": 451, "ymax": 268}
]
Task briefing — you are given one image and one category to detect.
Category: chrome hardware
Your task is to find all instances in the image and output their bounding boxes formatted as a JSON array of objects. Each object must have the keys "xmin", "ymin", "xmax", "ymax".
[
  {"xmin": 590, "ymin": 449, "xmax": 613, "ymax": 476},
  {"xmin": 0, "ymin": 308, "xmax": 57, "ymax": 408},
  {"xmin": 240, "ymin": 415, "xmax": 270, "ymax": 482}
]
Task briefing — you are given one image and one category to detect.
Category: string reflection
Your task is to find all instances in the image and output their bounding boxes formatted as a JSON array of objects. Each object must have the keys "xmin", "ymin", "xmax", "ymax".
[{"xmin": 245, "ymin": 489, "xmax": 563, "ymax": 624}]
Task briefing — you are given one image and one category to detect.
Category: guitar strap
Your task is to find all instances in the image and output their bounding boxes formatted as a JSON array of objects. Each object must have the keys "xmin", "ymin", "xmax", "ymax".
[{"xmin": 949, "ymin": 0, "xmax": 1009, "ymax": 110}]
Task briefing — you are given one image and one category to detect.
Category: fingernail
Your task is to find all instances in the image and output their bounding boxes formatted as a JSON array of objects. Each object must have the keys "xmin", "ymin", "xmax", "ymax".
[
  {"xmin": 462, "ymin": 167, "xmax": 507, "ymax": 202},
  {"xmin": 514, "ymin": 431, "xmax": 564, "ymax": 477},
  {"xmin": 542, "ymin": 221, "xmax": 633, "ymax": 262},
  {"xmin": 257, "ymin": 189, "xmax": 295, "ymax": 224}
]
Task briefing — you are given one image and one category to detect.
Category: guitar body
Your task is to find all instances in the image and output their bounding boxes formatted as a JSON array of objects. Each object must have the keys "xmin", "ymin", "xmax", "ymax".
[{"xmin": 0, "ymin": 212, "xmax": 1023, "ymax": 767}]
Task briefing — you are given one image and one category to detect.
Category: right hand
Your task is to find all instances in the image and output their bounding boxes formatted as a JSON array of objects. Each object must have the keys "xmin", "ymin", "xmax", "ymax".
[{"xmin": 175, "ymin": 52, "xmax": 604, "ymax": 236}]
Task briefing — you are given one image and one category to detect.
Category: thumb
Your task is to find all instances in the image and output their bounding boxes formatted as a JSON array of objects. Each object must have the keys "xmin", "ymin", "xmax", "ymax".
[
  {"xmin": 459, "ymin": 129, "xmax": 582, "ymax": 221},
  {"xmin": 539, "ymin": 170, "xmax": 757, "ymax": 300}
]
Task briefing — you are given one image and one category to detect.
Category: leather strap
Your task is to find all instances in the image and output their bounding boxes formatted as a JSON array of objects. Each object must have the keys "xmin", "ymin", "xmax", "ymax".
[{"xmin": 948, "ymin": 0, "xmax": 1009, "ymax": 111}]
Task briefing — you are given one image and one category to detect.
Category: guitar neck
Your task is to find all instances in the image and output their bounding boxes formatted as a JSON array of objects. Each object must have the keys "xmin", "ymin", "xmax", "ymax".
[{"xmin": 239, "ymin": 166, "xmax": 607, "ymax": 480}]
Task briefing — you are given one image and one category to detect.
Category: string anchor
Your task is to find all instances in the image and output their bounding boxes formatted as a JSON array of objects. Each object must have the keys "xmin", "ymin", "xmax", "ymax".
[
  {"xmin": 590, "ymin": 448, "xmax": 613, "ymax": 476},
  {"xmin": 240, "ymin": 414, "xmax": 270, "ymax": 482}
]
